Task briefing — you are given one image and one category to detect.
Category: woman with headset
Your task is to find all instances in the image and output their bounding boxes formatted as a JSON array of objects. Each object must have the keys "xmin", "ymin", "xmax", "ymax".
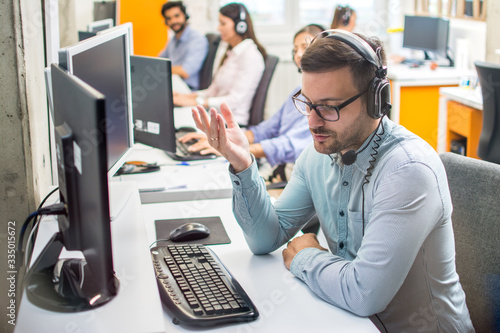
[
  {"xmin": 330, "ymin": 5, "xmax": 356, "ymax": 32},
  {"xmin": 179, "ymin": 24, "xmax": 325, "ymax": 182},
  {"xmin": 173, "ymin": 3, "xmax": 266, "ymax": 126}
]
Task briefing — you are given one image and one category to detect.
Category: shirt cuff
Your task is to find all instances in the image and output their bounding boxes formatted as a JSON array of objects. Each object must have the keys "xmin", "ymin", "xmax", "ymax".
[
  {"xmin": 228, "ymin": 155, "xmax": 260, "ymax": 190},
  {"xmin": 290, "ymin": 247, "xmax": 330, "ymax": 280}
]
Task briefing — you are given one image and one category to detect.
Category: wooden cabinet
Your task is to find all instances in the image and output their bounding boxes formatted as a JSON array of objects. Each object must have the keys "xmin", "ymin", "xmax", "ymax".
[{"xmin": 446, "ymin": 100, "xmax": 483, "ymax": 158}]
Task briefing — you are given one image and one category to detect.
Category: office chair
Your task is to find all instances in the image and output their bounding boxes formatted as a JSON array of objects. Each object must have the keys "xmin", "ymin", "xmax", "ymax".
[
  {"xmin": 248, "ymin": 54, "xmax": 279, "ymax": 126},
  {"xmin": 440, "ymin": 152, "xmax": 500, "ymax": 332},
  {"xmin": 198, "ymin": 33, "xmax": 221, "ymax": 90},
  {"xmin": 474, "ymin": 61, "xmax": 500, "ymax": 164}
]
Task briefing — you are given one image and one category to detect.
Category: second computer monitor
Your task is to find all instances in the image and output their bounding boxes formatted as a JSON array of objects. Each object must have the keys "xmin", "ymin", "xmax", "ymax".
[
  {"xmin": 59, "ymin": 24, "xmax": 134, "ymax": 177},
  {"xmin": 130, "ymin": 55, "xmax": 176, "ymax": 153},
  {"xmin": 403, "ymin": 15, "xmax": 450, "ymax": 59}
]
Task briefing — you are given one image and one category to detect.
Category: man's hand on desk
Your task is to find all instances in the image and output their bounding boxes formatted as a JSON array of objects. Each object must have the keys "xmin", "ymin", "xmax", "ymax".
[
  {"xmin": 178, "ymin": 132, "xmax": 222, "ymax": 156},
  {"xmin": 282, "ymin": 233, "xmax": 328, "ymax": 270},
  {"xmin": 192, "ymin": 103, "xmax": 252, "ymax": 173},
  {"xmin": 173, "ymin": 92, "xmax": 197, "ymax": 107}
]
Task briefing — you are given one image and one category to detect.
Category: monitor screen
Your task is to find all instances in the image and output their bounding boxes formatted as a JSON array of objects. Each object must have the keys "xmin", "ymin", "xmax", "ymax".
[
  {"xmin": 402, "ymin": 15, "xmax": 450, "ymax": 59},
  {"xmin": 58, "ymin": 25, "xmax": 134, "ymax": 177},
  {"xmin": 25, "ymin": 64, "xmax": 118, "ymax": 312},
  {"xmin": 130, "ymin": 55, "xmax": 176, "ymax": 153}
]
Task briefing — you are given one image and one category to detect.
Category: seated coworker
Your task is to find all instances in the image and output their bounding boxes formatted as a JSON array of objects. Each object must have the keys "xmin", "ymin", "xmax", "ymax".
[
  {"xmin": 173, "ymin": 3, "xmax": 265, "ymax": 126},
  {"xmin": 179, "ymin": 24, "xmax": 325, "ymax": 169},
  {"xmin": 158, "ymin": 1, "xmax": 208, "ymax": 90},
  {"xmin": 190, "ymin": 30, "xmax": 474, "ymax": 332}
]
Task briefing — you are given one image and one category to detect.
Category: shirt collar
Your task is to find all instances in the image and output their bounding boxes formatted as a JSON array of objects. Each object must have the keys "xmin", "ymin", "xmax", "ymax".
[{"xmin": 174, "ymin": 25, "xmax": 192, "ymax": 43}]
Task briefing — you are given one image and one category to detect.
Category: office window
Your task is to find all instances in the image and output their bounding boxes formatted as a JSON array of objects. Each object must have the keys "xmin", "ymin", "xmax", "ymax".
[
  {"xmin": 219, "ymin": 0, "xmax": 376, "ymax": 36},
  {"xmin": 298, "ymin": 0, "xmax": 374, "ymax": 29},
  {"xmin": 219, "ymin": 0, "xmax": 286, "ymax": 26}
]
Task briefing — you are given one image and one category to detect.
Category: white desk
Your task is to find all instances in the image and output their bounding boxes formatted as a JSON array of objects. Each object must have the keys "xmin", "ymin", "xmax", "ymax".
[
  {"xmin": 438, "ymin": 86, "xmax": 483, "ymax": 154},
  {"xmin": 387, "ymin": 63, "xmax": 475, "ymax": 150},
  {"xmin": 15, "ymin": 182, "xmax": 165, "ymax": 333},
  {"xmin": 141, "ymin": 198, "xmax": 378, "ymax": 332},
  {"xmin": 387, "ymin": 63, "xmax": 474, "ymax": 124}
]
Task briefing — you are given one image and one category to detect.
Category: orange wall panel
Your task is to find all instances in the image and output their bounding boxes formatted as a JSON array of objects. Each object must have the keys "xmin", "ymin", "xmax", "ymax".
[{"xmin": 117, "ymin": 0, "xmax": 169, "ymax": 56}]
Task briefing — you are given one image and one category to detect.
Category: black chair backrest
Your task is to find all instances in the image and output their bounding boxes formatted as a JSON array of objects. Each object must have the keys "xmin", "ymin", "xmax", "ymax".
[
  {"xmin": 248, "ymin": 54, "xmax": 279, "ymax": 126},
  {"xmin": 474, "ymin": 61, "xmax": 500, "ymax": 164},
  {"xmin": 198, "ymin": 33, "xmax": 221, "ymax": 90}
]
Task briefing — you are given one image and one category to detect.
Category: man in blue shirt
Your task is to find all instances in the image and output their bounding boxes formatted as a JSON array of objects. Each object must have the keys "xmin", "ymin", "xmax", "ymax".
[
  {"xmin": 159, "ymin": 1, "xmax": 208, "ymax": 90},
  {"xmin": 191, "ymin": 29, "xmax": 474, "ymax": 332}
]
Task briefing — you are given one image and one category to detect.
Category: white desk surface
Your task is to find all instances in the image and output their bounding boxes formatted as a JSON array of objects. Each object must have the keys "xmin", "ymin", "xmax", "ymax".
[
  {"xmin": 15, "ymin": 182, "xmax": 165, "ymax": 333},
  {"xmin": 387, "ymin": 63, "xmax": 475, "ymax": 86},
  {"xmin": 439, "ymin": 86, "xmax": 483, "ymax": 110},
  {"xmin": 141, "ymin": 198, "xmax": 378, "ymax": 332}
]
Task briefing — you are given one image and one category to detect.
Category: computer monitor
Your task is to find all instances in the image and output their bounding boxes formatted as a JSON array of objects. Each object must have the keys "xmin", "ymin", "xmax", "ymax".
[
  {"xmin": 403, "ymin": 15, "xmax": 451, "ymax": 63},
  {"xmin": 130, "ymin": 55, "xmax": 176, "ymax": 153},
  {"xmin": 25, "ymin": 64, "xmax": 118, "ymax": 312},
  {"xmin": 87, "ymin": 18, "xmax": 114, "ymax": 33},
  {"xmin": 97, "ymin": 22, "xmax": 134, "ymax": 56},
  {"xmin": 78, "ymin": 31, "xmax": 97, "ymax": 41},
  {"xmin": 58, "ymin": 24, "xmax": 134, "ymax": 177},
  {"xmin": 130, "ymin": 55, "xmax": 216, "ymax": 161}
]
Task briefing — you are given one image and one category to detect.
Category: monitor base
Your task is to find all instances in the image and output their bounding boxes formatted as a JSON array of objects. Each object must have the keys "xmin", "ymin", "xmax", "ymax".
[{"xmin": 25, "ymin": 232, "xmax": 119, "ymax": 312}]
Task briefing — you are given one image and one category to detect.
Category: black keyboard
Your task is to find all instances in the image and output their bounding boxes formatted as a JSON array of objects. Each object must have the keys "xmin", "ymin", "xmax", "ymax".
[
  {"xmin": 151, "ymin": 244, "xmax": 259, "ymax": 326},
  {"xmin": 172, "ymin": 131, "xmax": 217, "ymax": 161}
]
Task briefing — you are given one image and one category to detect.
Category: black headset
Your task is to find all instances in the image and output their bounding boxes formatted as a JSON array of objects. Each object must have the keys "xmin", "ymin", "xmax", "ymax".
[
  {"xmin": 316, "ymin": 29, "xmax": 391, "ymax": 119},
  {"xmin": 234, "ymin": 3, "xmax": 248, "ymax": 35},
  {"xmin": 337, "ymin": 5, "xmax": 352, "ymax": 26}
]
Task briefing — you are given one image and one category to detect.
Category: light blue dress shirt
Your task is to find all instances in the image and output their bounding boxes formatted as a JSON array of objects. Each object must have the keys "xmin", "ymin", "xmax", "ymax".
[
  {"xmin": 248, "ymin": 86, "xmax": 312, "ymax": 167},
  {"xmin": 158, "ymin": 25, "xmax": 208, "ymax": 90},
  {"xmin": 229, "ymin": 117, "xmax": 474, "ymax": 332}
]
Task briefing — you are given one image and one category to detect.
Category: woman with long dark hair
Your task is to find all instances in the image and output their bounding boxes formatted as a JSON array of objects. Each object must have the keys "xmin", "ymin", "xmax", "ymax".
[{"xmin": 174, "ymin": 3, "xmax": 266, "ymax": 126}]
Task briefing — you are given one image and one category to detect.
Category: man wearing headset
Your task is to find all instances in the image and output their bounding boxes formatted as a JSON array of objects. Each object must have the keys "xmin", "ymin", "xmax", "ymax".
[
  {"xmin": 191, "ymin": 30, "xmax": 473, "ymax": 332},
  {"xmin": 159, "ymin": 1, "xmax": 208, "ymax": 90}
]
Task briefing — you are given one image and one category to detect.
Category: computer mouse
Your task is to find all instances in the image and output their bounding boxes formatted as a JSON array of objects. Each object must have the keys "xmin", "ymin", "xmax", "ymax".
[{"xmin": 169, "ymin": 222, "xmax": 211, "ymax": 242}]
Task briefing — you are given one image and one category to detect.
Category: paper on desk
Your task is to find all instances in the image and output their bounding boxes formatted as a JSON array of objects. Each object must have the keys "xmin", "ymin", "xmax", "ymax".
[{"xmin": 116, "ymin": 171, "xmax": 187, "ymax": 193}]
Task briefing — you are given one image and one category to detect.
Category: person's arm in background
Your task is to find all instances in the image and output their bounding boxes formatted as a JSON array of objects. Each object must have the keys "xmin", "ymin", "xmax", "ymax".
[
  {"xmin": 249, "ymin": 88, "xmax": 312, "ymax": 166},
  {"xmin": 171, "ymin": 32, "xmax": 209, "ymax": 80}
]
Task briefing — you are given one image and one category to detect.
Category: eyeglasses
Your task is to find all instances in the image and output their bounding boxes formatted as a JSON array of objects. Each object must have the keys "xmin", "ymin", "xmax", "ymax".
[{"xmin": 292, "ymin": 89, "xmax": 366, "ymax": 122}]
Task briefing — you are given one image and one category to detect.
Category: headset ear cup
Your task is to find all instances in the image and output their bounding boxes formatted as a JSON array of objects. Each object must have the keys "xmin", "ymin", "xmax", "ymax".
[
  {"xmin": 235, "ymin": 21, "xmax": 247, "ymax": 35},
  {"xmin": 368, "ymin": 78, "xmax": 391, "ymax": 119},
  {"xmin": 367, "ymin": 78, "xmax": 378, "ymax": 118}
]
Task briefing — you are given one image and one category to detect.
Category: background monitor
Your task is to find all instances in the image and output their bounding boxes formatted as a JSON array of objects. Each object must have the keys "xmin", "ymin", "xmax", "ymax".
[
  {"xmin": 130, "ymin": 55, "xmax": 176, "ymax": 154},
  {"xmin": 93, "ymin": 1, "xmax": 116, "ymax": 25},
  {"xmin": 87, "ymin": 18, "xmax": 114, "ymax": 33},
  {"xmin": 58, "ymin": 24, "xmax": 134, "ymax": 177},
  {"xmin": 78, "ymin": 31, "xmax": 97, "ymax": 42},
  {"xmin": 25, "ymin": 64, "xmax": 118, "ymax": 312},
  {"xmin": 402, "ymin": 15, "xmax": 450, "ymax": 59}
]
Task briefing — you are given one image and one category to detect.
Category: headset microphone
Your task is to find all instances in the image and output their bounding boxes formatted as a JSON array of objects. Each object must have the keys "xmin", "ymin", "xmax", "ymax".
[
  {"xmin": 340, "ymin": 149, "xmax": 357, "ymax": 166},
  {"xmin": 340, "ymin": 119, "xmax": 384, "ymax": 166}
]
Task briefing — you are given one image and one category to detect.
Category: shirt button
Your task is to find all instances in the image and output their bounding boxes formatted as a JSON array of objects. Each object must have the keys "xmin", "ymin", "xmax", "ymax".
[
  {"xmin": 339, "ymin": 241, "xmax": 344, "ymax": 249},
  {"xmin": 343, "ymin": 181, "xmax": 349, "ymax": 186},
  {"xmin": 234, "ymin": 181, "xmax": 240, "ymax": 185},
  {"xmin": 339, "ymin": 210, "xmax": 345, "ymax": 217}
]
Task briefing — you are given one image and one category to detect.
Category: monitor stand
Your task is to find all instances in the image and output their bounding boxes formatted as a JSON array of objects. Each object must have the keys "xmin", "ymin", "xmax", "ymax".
[{"xmin": 24, "ymin": 232, "xmax": 119, "ymax": 312}]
